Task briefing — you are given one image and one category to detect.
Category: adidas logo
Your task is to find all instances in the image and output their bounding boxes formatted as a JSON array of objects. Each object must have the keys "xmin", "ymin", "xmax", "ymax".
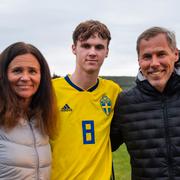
[{"xmin": 60, "ymin": 104, "xmax": 72, "ymax": 112}]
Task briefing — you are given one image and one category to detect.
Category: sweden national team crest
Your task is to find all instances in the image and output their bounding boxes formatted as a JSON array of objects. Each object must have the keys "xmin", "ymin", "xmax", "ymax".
[{"xmin": 100, "ymin": 95, "xmax": 112, "ymax": 116}]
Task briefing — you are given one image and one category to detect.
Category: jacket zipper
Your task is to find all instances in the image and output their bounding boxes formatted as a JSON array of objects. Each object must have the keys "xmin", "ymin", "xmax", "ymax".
[
  {"xmin": 29, "ymin": 120, "xmax": 40, "ymax": 180},
  {"xmin": 162, "ymin": 96, "xmax": 173, "ymax": 179}
]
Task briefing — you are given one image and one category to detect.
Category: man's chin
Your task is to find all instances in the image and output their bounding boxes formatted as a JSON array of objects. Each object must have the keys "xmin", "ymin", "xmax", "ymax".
[{"xmin": 149, "ymin": 80, "xmax": 166, "ymax": 92}]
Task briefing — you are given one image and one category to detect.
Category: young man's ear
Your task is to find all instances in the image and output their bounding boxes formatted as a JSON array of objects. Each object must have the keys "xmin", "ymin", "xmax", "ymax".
[
  {"xmin": 105, "ymin": 48, "xmax": 109, "ymax": 57},
  {"xmin": 72, "ymin": 44, "xmax": 76, "ymax": 55}
]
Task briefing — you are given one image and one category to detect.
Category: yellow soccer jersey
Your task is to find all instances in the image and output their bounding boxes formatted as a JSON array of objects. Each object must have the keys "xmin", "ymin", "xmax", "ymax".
[{"xmin": 51, "ymin": 75, "xmax": 122, "ymax": 180}]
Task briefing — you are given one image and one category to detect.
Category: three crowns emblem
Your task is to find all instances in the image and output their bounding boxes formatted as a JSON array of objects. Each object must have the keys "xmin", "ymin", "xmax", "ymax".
[{"xmin": 100, "ymin": 95, "xmax": 112, "ymax": 116}]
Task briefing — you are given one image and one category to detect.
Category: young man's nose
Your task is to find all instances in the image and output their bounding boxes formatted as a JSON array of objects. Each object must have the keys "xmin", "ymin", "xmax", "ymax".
[{"xmin": 89, "ymin": 47, "xmax": 97, "ymax": 55}]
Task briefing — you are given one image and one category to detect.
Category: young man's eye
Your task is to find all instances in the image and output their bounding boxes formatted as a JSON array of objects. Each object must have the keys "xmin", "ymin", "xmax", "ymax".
[
  {"xmin": 95, "ymin": 45, "xmax": 105, "ymax": 50},
  {"xmin": 81, "ymin": 44, "xmax": 90, "ymax": 49}
]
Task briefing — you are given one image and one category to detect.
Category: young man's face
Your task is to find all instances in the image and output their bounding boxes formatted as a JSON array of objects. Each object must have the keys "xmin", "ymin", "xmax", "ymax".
[
  {"xmin": 72, "ymin": 33, "xmax": 109, "ymax": 75},
  {"xmin": 138, "ymin": 33, "xmax": 179, "ymax": 92}
]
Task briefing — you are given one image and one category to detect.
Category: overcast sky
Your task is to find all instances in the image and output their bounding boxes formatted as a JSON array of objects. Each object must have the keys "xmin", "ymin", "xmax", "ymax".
[{"xmin": 1, "ymin": 0, "xmax": 180, "ymax": 76}]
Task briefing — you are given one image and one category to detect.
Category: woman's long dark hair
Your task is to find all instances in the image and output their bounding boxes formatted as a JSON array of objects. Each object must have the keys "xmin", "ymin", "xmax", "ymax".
[{"xmin": 0, "ymin": 42, "xmax": 57, "ymax": 138}]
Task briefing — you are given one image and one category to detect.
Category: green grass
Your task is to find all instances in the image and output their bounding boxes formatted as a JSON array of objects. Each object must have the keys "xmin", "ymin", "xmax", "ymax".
[{"xmin": 112, "ymin": 143, "xmax": 131, "ymax": 180}]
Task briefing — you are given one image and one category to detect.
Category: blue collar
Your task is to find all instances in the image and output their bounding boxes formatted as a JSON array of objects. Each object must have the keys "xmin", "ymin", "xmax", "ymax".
[{"xmin": 64, "ymin": 75, "xmax": 99, "ymax": 92}]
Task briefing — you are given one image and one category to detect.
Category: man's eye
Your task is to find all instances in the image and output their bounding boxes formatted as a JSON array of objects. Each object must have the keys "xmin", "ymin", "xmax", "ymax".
[
  {"xmin": 142, "ymin": 54, "xmax": 152, "ymax": 60},
  {"xmin": 158, "ymin": 53, "xmax": 166, "ymax": 57}
]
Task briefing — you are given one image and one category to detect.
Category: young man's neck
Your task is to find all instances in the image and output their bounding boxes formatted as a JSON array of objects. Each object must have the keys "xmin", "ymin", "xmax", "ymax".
[{"xmin": 70, "ymin": 71, "xmax": 99, "ymax": 90}]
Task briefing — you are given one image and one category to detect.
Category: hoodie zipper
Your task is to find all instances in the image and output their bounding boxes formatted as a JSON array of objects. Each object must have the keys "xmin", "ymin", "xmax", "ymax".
[{"xmin": 29, "ymin": 120, "xmax": 40, "ymax": 180}]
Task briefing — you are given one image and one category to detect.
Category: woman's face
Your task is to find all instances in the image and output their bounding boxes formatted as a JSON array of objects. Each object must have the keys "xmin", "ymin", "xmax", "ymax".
[{"xmin": 7, "ymin": 53, "xmax": 41, "ymax": 104}]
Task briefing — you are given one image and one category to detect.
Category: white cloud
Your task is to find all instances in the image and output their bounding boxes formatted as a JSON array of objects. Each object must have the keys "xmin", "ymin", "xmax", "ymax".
[{"xmin": 0, "ymin": 0, "xmax": 180, "ymax": 76}]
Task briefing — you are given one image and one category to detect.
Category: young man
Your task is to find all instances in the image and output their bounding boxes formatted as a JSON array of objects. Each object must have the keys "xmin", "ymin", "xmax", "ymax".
[
  {"xmin": 111, "ymin": 27, "xmax": 180, "ymax": 179},
  {"xmin": 51, "ymin": 20, "xmax": 121, "ymax": 180}
]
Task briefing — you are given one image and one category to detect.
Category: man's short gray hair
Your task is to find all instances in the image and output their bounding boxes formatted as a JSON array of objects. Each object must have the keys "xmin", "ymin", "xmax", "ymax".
[{"xmin": 136, "ymin": 26, "xmax": 177, "ymax": 55}]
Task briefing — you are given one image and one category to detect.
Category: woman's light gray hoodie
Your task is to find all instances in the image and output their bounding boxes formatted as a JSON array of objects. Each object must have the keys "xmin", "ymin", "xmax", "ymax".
[{"xmin": 0, "ymin": 119, "xmax": 51, "ymax": 180}]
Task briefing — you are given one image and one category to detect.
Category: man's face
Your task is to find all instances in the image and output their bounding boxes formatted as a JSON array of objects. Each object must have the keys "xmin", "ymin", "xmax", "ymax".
[
  {"xmin": 138, "ymin": 33, "xmax": 179, "ymax": 92},
  {"xmin": 72, "ymin": 34, "xmax": 109, "ymax": 75}
]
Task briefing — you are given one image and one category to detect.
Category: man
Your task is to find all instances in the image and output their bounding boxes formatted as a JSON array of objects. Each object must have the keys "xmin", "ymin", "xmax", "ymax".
[
  {"xmin": 110, "ymin": 26, "xmax": 180, "ymax": 179},
  {"xmin": 51, "ymin": 20, "xmax": 121, "ymax": 180}
]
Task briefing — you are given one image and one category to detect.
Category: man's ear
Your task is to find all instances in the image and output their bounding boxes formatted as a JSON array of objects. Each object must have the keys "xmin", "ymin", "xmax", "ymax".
[
  {"xmin": 138, "ymin": 57, "xmax": 142, "ymax": 69},
  {"xmin": 175, "ymin": 48, "xmax": 180, "ymax": 62}
]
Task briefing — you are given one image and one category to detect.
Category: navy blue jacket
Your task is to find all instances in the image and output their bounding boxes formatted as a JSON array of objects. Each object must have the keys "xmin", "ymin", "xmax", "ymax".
[{"xmin": 111, "ymin": 71, "xmax": 180, "ymax": 180}]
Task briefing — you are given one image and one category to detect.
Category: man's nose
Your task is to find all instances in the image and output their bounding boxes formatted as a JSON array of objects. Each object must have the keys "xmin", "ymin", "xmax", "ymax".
[{"xmin": 150, "ymin": 55, "xmax": 160, "ymax": 67}]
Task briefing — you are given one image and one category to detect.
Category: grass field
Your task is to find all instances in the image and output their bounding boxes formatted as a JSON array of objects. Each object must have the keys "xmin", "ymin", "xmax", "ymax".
[{"xmin": 112, "ymin": 143, "xmax": 131, "ymax": 180}]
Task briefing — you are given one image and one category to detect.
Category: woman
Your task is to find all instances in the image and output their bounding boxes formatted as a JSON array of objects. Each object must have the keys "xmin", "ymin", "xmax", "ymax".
[{"xmin": 0, "ymin": 42, "xmax": 57, "ymax": 179}]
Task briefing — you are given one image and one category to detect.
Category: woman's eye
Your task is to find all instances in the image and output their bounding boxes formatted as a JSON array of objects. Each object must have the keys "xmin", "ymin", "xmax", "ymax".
[
  {"xmin": 29, "ymin": 69, "xmax": 37, "ymax": 74},
  {"xmin": 12, "ymin": 68, "xmax": 22, "ymax": 73}
]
